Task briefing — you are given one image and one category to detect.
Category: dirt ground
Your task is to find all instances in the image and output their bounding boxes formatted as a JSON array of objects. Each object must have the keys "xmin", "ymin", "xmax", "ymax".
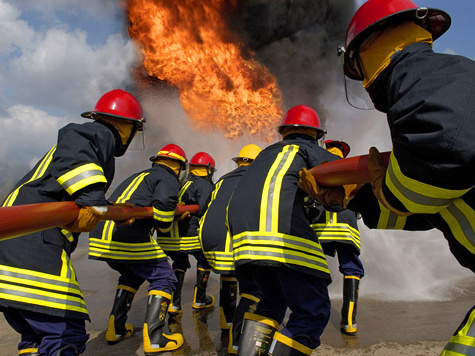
[{"xmin": 0, "ymin": 238, "xmax": 473, "ymax": 356}]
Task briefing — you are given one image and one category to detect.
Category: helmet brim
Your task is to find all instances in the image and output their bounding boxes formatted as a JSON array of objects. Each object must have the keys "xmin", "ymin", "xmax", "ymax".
[{"xmin": 82, "ymin": 111, "xmax": 146, "ymax": 130}]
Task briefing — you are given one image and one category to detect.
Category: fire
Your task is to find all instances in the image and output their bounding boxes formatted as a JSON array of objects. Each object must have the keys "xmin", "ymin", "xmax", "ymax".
[{"xmin": 127, "ymin": 0, "xmax": 284, "ymax": 141}]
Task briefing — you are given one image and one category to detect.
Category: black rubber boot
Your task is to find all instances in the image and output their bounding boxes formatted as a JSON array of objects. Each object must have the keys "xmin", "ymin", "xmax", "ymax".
[
  {"xmin": 169, "ymin": 269, "xmax": 185, "ymax": 315},
  {"xmin": 143, "ymin": 291, "xmax": 184, "ymax": 355},
  {"xmin": 228, "ymin": 293, "xmax": 260, "ymax": 354},
  {"xmin": 340, "ymin": 276, "xmax": 360, "ymax": 335},
  {"xmin": 219, "ymin": 275, "xmax": 238, "ymax": 330},
  {"xmin": 268, "ymin": 332, "xmax": 313, "ymax": 356},
  {"xmin": 105, "ymin": 285, "xmax": 136, "ymax": 344},
  {"xmin": 236, "ymin": 312, "xmax": 278, "ymax": 356},
  {"xmin": 192, "ymin": 268, "xmax": 215, "ymax": 309}
]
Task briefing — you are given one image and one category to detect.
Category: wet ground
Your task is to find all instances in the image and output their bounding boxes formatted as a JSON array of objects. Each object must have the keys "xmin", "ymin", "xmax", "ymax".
[{"xmin": 0, "ymin": 237, "xmax": 474, "ymax": 355}]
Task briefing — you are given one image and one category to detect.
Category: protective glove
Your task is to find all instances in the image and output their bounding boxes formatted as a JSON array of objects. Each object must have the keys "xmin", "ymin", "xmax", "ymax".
[
  {"xmin": 109, "ymin": 202, "xmax": 135, "ymax": 226},
  {"xmin": 368, "ymin": 147, "xmax": 412, "ymax": 216},
  {"xmin": 175, "ymin": 210, "xmax": 191, "ymax": 221},
  {"xmin": 298, "ymin": 168, "xmax": 361, "ymax": 209},
  {"xmin": 61, "ymin": 206, "xmax": 107, "ymax": 232}
]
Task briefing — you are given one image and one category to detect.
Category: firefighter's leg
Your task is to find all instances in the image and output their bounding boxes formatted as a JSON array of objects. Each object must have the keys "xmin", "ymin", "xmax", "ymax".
[
  {"xmin": 2, "ymin": 308, "xmax": 41, "ymax": 356},
  {"xmin": 169, "ymin": 269, "xmax": 186, "ymax": 314},
  {"xmin": 440, "ymin": 305, "xmax": 475, "ymax": 356},
  {"xmin": 105, "ymin": 285, "xmax": 136, "ymax": 344},
  {"xmin": 192, "ymin": 268, "xmax": 215, "ymax": 309},
  {"xmin": 268, "ymin": 332, "xmax": 313, "ymax": 356},
  {"xmin": 143, "ymin": 291, "xmax": 184, "ymax": 355},
  {"xmin": 219, "ymin": 275, "xmax": 238, "ymax": 330},
  {"xmin": 228, "ymin": 293, "xmax": 260, "ymax": 354},
  {"xmin": 340, "ymin": 276, "xmax": 360, "ymax": 335},
  {"xmin": 237, "ymin": 312, "xmax": 279, "ymax": 356}
]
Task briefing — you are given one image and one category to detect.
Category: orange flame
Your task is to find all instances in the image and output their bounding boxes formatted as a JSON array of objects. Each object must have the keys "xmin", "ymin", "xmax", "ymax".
[{"xmin": 127, "ymin": 0, "xmax": 283, "ymax": 141}]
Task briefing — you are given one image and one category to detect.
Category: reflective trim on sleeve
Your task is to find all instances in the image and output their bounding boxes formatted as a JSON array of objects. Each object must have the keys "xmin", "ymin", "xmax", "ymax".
[
  {"xmin": 153, "ymin": 207, "xmax": 175, "ymax": 223},
  {"xmin": 57, "ymin": 163, "xmax": 107, "ymax": 195},
  {"xmin": 312, "ymin": 212, "xmax": 361, "ymax": 250},
  {"xmin": 439, "ymin": 199, "xmax": 475, "ymax": 255},
  {"xmin": 386, "ymin": 153, "xmax": 472, "ymax": 214},
  {"xmin": 377, "ymin": 202, "xmax": 408, "ymax": 229},
  {"xmin": 441, "ymin": 307, "xmax": 475, "ymax": 356}
]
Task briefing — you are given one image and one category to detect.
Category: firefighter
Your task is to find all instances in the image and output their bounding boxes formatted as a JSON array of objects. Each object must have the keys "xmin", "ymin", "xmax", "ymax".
[
  {"xmin": 156, "ymin": 152, "xmax": 216, "ymax": 314},
  {"xmin": 306, "ymin": 140, "xmax": 364, "ymax": 336},
  {"xmin": 88, "ymin": 143, "xmax": 188, "ymax": 354},
  {"xmin": 298, "ymin": 1, "xmax": 475, "ymax": 355},
  {"xmin": 199, "ymin": 144, "xmax": 263, "ymax": 354},
  {"xmin": 0, "ymin": 89, "xmax": 145, "ymax": 356},
  {"xmin": 227, "ymin": 105, "xmax": 340, "ymax": 356}
]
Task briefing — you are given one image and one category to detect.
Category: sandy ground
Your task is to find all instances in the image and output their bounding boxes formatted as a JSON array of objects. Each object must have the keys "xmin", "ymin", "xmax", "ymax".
[{"xmin": 0, "ymin": 237, "xmax": 474, "ymax": 356}]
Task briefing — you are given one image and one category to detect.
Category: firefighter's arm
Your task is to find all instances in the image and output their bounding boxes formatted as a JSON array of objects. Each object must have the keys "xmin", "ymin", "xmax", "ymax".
[
  {"xmin": 298, "ymin": 168, "xmax": 361, "ymax": 209},
  {"xmin": 368, "ymin": 147, "xmax": 412, "ymax": 216}
]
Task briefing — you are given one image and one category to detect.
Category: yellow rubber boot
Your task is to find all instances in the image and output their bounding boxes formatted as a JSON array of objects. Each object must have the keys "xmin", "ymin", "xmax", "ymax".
[{"xmin": 143, "ymin": 290, "xmax": 184, "ymax": 355}]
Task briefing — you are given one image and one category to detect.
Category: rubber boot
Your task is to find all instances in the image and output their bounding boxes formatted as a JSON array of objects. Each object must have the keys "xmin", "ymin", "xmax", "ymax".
[
  {"xmin": 19, "ymin": 348, "xmax": 38, "ymax": 356},
  {"xmin": 169, "ymin": 269, "xmax": 185, "ymax": 315},
  {"xmin": 340, "ymin": 276, "xmax": 360, "ymax": 335},
  {"xmin": 192, "ymin": 268, "xmax": 215, "ymax": 309},
  {"xmin": 219, "ymin": 275, "xmax": 238, "ymax": 330},
  {"xmin": 105, "ymin": 285, "xmax": 136, "ymax": 344},
  {"xmin": 143, "ymin": 290, "xmax": 184, "ymax": 355},
  {"xmin": 228, "ymin": 293, "xmax": 260, "ymax": 354},
  {"xmin": 236, "ymin": 312, "xmax": 278, "ymax": 356},
  {"xmin": 268, "ymin": 332, "xmax": 313, "ymax": 356}
]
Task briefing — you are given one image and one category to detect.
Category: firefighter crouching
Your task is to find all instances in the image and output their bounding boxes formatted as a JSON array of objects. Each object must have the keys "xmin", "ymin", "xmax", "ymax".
[
  {"xmin": 88, "ymin": 144, "xmax": 188, "ymax": 354},
  {"xmin": 0, "ymin": 89, "xmax": 145, "ymax": 356},
  {"xmin": 227, "ymin": 105, "xmax": 340, "ymax": 356},
  {"xmin": 299, "ymin": 1, "xmax": 475, "ymax": 355},
  {"xmin": 306, "ymin": 140, "xmax": 364, "ymax": 336},
  {"xmin": 157, "ymin": 152, "xmax": 216, "ymax": 314},
  {"xmin": 199, "ymin": 144, "xmax": 263, "ymax": 354}
]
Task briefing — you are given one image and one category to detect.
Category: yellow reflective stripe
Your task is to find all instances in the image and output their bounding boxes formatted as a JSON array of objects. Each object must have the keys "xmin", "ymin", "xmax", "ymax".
[
  {"xmin": 153, "ymin": 207, "xmax": 174, "ymax": 222},
  {"xmin": 260, "ymin": 145, "xmax": 298, "ymax": 232},
  {"xmin": 272, "ymin": 332, "xmax": 312, "ymax": 355},
  {"xmin": 89, "ymin": 238, "xmax": 167, "ymax": 260},
  {"xmin": 387, "ymin": 153, "xmax": 472, "ymax": 213},
  {"xmin": 376, "ymin": 202, "xmax": 408, "ymax": 229},
  {"xmin": 57, "ymin": 163, "xmax": 107, "ymax": 195},
  {"xmin": 156, "ymin": 235, "xmax": 201, "ymax": 251},
  {"xmin": 442, "ymin": 308, "xmax": 475, "ymax": 355},
  {"xmin": 439, "ymin": 199, "xmax": 475, "ymax": 255},
  {"xmin": 179, "ymin": 181, "xmax": 192, "ymax": 202},
  {"xmin": 149, "ymin": 290, "xmax": 172, "ymax": 299},
  {"xmin": 101, "ymin": 220, "xmax": 115, "ymax": 242},
  {"xmin": 118, "ymin": 284, "xmax": 137, "ymax": 294},
  {"xmin": 116, "ymin": 172, "xmax": 149, "ymax": 203},
  {"xmin": 0, "ymin": 287, "xmax": 87, "ymax": 314},
  {"xmin": 0, "ymin": 265, "xmax": 81, "ymax": 293},
  {"xmin": 19, "ymin": 349, "xmax": 38, "ymax": 354},
  {"xmin": 233, "ymin": 232, "xmax": 329, "ymax": 274},
  {"xmin": 3, "ymin": 146, "xmax": 57, "ymax": 207},
  {"xmin": 60, "ymin": 250, "xmax": 68, "ymax": 279},
  {"xmin": 203, "ymin": 250, "xmax": 235, "ymax": 272}
]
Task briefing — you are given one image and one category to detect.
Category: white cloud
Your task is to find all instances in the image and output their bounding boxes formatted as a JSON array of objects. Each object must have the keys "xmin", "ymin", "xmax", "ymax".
[{"xmin": 0, "ymin": 1, "xmax": 35, "ymax": 57}]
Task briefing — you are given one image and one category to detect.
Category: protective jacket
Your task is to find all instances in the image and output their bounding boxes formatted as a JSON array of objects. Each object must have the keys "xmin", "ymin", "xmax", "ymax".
[
  {"xmin": 156, "ymin": 174, "xmax": 214, "ymax": 253},
  {"xmin": 360, "ymin": 42, "xmax": 475, "ymax": 272},
  {"xmin": 88, "ymin": 164, "xmax": 179, "ymax": 263},
  {"xmin": 0, "ymin": 121, "xmax": 116, "ymax": 320},
  {"xmin": 227, "ymin": 133, "xmax": 338, "ymax": 280},
  {"xmin": 306, "ymin": 200, "xmax": 361, "ymax": 257},
  {"xmin": 199, "ymin": 165, "xmax": 248, "ymax": 273}
]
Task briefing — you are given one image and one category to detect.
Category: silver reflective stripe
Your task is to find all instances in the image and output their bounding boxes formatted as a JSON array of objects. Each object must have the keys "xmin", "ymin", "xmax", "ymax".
[
  {"xmin": 0, "ymin": 287, "xmax": 86, "ymax": 309},
  {"xmin": 0, "ymin": 268, "xmax": 80, "ymax": 293},
  {"xmin": 234, "ymin": 234, "xmax": 324, "ymax": 254},
  {"xmin": 445, "ymin": 204, "xmax": 475, "ymax": 248},
  {"xmin": 443, "ymin": 342, "xmax": 475, "ymax": 356},
  {"xmin": 61, "ymin": 169, "xmax": 105, "ymax": 191},
  {"xmin": 387, "ymin": 164, "xmax": 455, "ymax": 208}
]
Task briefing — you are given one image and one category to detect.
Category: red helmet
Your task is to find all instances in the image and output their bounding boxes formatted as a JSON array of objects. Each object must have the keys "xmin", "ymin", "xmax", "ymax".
[
  {"xmin": 149, "ymin": 144, "xmax": 187, "ymax": 163},
  {"xmin": 343, "ymin": 0, "xmax": 451, "ymax": 80},
  {"xmin": 81, "ymin": 89, "xmax": 146, "ymax": 129},
  {"xmin": 190, "ymin": 152, "xmax": 216, "ymax": 172},
  {"xmin": 325, "ymin": 140, "xmax": 351, "ymax": 158},
  {"xmin": 277, "ymin": 105, "xmax": 326, "ymax": 139}
]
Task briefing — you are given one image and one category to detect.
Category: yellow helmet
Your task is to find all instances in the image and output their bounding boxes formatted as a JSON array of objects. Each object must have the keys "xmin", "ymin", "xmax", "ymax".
[{"xmin": 232, "ymin": 144, "xmax": 262, "ymax": 163}]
